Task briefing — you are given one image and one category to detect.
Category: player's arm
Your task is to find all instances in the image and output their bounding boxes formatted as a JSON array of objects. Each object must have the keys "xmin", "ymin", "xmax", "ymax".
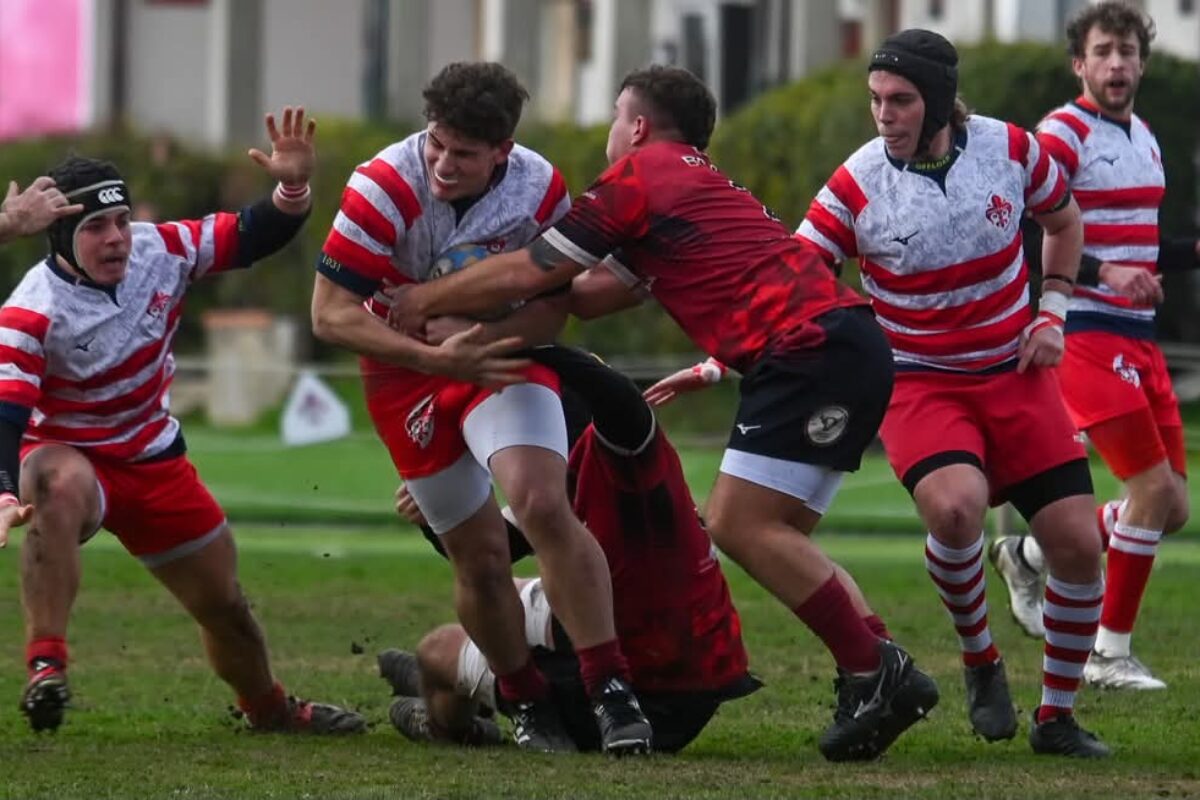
[
  {"xmin": 390, "ymin": 155, "xmax": 650, "ymax": 334},
  {"xmin": 1018, "ymin": 195, "xmax": 1081, "ymax": 373},
  {"xmin": 311, "ymin": 273, "xmax": 529, "ymax": 387},
  {"xmin": 568, "ymin": 259, "xmax": 645, "ymax": 320},
  {"xmin": 388, "ymin": 241, "xmax": 585, "ymax": 335},
  {"xmin": 423, "ymin": 292, "xmax": 570, "ymax": 349},
  {"xmin": 0, "ymin": 418, "xmax": 32, "ymax": 548},
  {"xmin": 0, "ymin": 178, "xmax": 82, "ymax": 244}
]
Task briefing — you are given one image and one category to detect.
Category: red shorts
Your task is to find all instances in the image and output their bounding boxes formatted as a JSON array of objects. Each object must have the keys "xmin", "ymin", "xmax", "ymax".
[
  {"xmin": 361, "ymin": 357, "xmax": 560, "ymax": 479},
  {"xmin": 20, "ymin": 445, "xmax": 226, "ymax": 564},
  {"xmin": 1059, "ymin": 332, "xmax": 1181, "ymax": 430},
  {"xmin": 880, "ymin": 366, "xmax": 1086, "ymax": 504}
]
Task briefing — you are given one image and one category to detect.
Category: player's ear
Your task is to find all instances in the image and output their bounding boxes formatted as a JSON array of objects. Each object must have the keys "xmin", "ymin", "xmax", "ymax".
[
  {"xmin": 631, "ymin": 114, "xmax": 651, "ymax": 146},
  {"xmin": 495, "ymin": 139, "xmax": 515, "ymax": 163}
]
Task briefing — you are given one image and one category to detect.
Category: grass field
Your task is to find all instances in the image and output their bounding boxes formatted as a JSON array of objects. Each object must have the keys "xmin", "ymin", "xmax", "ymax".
[{"xmin": 0, "ymin": 429, "xmax": 1197, "ymax": 798}]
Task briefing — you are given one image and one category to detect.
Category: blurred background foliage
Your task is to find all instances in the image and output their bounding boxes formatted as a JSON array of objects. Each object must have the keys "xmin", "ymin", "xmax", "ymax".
[{"xmin": 1, "ymin": 43, "xmax": 1195, "ymax": 356}]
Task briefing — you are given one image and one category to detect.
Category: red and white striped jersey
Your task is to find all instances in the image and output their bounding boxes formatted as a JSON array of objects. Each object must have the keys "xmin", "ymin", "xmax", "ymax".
[
  {"xmin": 319, "ymin": 131, "xmax": 570, "ymax": 319},
  {"xmin": 0, "ymin": 215, "xmax": 243, "ymax": 461},
  {"xmin": 796, "ymin": 115, "xmax": 1067, "ymax": 372},
  {"xmin": 1037, "ymin": 97, "xmax": 1164, "ymax": 337}
]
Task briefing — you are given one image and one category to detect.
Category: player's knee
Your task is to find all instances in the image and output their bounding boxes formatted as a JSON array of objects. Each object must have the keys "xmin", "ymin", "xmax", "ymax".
[
  {"xmin": 1042, "ymin": 521, "xmax": 1103, "ymax": 580},
  {"xmin": 505, "ymin": 482, "xmax": 571, "ymax": 537},
  {"xmin": 20, "ymin": 448, "xmax": 96, "ymax": 529},
  {"xmin": 918, "ymin": 490, "xmax": 987, "ymax": 540},
  {"xmin": 416, "ymin": 624, "xmax": 466, "ymax": 690}
]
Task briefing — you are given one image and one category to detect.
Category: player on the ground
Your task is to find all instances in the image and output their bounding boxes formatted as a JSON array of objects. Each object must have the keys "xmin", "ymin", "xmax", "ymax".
[
  {"xmin": 379, "ymin": 345, "xmax": 762, "ymax": 752},
  {"xmin": 308, "ymin": 62, "xmax": 651, "ymax": 754},
  {"xmin": 0, "ymin": 108, "xmax": 366, "ymax": 735},
  {"xmin": 792, "ymin": 30, "xmax": 1108, "ymax": 758},
  {"xmin": 385, "ymin": 65, "xmax": 940, "ymax": 763},
  {"xmin": 991, "ymin": 1, "xmax": 1199, "ymax": 692}
]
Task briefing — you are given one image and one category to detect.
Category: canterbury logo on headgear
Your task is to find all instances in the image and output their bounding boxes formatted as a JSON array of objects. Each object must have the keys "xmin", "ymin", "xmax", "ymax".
[{"xmin": 66, "ymin": 179, "xmax": 129, "ymax": 211}]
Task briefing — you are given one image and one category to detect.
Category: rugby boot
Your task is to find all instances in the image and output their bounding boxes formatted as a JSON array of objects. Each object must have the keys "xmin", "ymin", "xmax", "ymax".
[
  {"xmin": 510, "ymin": 697, "xmax": 578, "ymax": 753},
  {"xmin": 20, "ymin": 661, "xmax": 70, "ymax": 733},
  {"xmin": 1030, "ymin": 712, "xmax": 1112, "ymax": 759},
  {"xmin": 1083, "ymin": 650, "xmax": 1166, "ymax": 690},
  {"xmin": 250, "ymin": 694, "xmax": 367, "ymax": 734},
  {"xmin": 378, "ymin": 649, "xmax": 422, "ymax": 696},
  {"xmin": 389, "ymin": 696, "xmax": 503, "ymax": 746},
  {"xmin": 964, "ymin": 659, "xmax": 1018, "ymax": 741},
  {"xmin": 591, "ymin": 676, "xmax": 653, "ymax": 755},
  {"xmin": 988, "ymin": 536, "xmax": 1046, "ymax": 638}
]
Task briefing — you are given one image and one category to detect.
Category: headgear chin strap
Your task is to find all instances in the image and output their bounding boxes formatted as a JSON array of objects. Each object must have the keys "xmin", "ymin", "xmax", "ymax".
[
  {"xmin": 47, "ymin": 178, "xmax": 131, "ymax": 280},
  {"xmin": 868, "ymin": 29, "xmax": 959, "ymax": 156}
]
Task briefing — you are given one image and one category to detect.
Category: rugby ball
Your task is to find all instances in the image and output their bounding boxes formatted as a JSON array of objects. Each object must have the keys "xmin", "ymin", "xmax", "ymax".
[{"xmin": 429, "ymin": 243, "xmax": 524, "ymax": 321}]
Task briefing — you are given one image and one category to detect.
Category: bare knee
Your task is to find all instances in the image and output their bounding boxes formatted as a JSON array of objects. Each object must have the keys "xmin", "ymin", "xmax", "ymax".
[
  {"xmin": 416, "ymin": 624, "xmax": 467, "ymax": 691},
  {"xmin": 506, "ymin": 481, "xmax": 572, "ymax": 538},
  {"xmin": 916, "ymin": 489, "xmax": 987, "ymax": 543},
  {"xmin": 20, "ymin": 447, "xmax": 98, "ymax": 541}
]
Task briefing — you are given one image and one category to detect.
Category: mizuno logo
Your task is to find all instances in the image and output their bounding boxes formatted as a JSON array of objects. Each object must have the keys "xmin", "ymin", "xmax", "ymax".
[
  {"xmin": 1097, "ymin": 154, "xmax": 1120, "ymax": 166},
  {"xmin": 735, "ymin": 424, "xmax": 761, "ymax": 435},
  {"xmin": 891, "ymin": 230, "xmax": 919, "ymax": 246},
  {"xmin": 74, "ymin": 337, "xmax": 94, "ymax": 352}
]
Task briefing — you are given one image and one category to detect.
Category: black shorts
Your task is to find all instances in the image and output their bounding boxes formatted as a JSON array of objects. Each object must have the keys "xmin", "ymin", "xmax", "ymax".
[
  {"xmin": 499, "ymin": 623, "xmax": 762, "ymax": 753},
  {"xmin": 728, "ymin": 306, "xmax": 893, "ymax": 472}
]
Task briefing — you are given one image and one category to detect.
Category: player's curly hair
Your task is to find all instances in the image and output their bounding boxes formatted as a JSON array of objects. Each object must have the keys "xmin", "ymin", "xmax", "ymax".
[
  {"xmin": 1066, "ymin": 1, "xmax": 1154, "ymax": 62},
  {"xmin": 620, "ymin": 66, "xmax": 717, "ymax": 151},
  {"xmin": 422, "ymin": 62, "xmax": 529, "ymax": 145},
  {"xmin": 47, "ymin": 155, "xmax": 124, "ymax": 196}
]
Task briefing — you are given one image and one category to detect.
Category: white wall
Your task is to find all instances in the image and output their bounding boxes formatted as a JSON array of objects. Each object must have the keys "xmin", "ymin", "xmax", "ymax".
[
  {"xmin": 125, "ymin": 0, "xmax": 213, "ymax": 141},
  {"xmin": 1145, "ymin": 0, "xmax": 1200, "ymax": 59},
  {"xmin": 262, "ymin": 0, "xmax": 366, "ymax": 122}
]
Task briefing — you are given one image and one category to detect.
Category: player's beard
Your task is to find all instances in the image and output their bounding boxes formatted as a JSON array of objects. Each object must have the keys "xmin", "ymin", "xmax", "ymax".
[{"xmin": 1085, "ymin": 74, "xmax": 1138, "ymax": 117}]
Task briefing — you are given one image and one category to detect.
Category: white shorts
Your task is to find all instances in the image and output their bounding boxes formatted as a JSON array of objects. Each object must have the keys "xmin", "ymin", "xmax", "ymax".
[
  {"xmin": 456, "ymin": 578, "xmax": 554, "ymax": 707},
  {"xmin": 719, "ymin": 449, "xmax": 846, "ymax": 514},
  {"xmin": 406, "ymin": 384, "xmax": 568, "ymax": 534}
]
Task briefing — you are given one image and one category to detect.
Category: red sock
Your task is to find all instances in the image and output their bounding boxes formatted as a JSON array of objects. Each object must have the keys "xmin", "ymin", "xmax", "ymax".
[
  {"xmin": 27, "ymin": 637, "xmax": 68, "ymax": 674},
  {"xmin": 237, "ymin": 681, "xmax": 288, "ymax": 727},
  {"xmin": 576, "ymin": 638, "xmax": 631, "ymax": 697},
  {"xmin": 496, "ymin": 655, "xmax": 550, "ymax": 704},
  {"xmin": 793, "ymin": 575, "xmax": 881, "ymax": 673},
  {"xmin": 1101, "ymin": 520, "xmax": 1161, "ymax": 633},
  {"xmin": 863, "ymin": 614, "xmax": 893, "ymax": 642}
]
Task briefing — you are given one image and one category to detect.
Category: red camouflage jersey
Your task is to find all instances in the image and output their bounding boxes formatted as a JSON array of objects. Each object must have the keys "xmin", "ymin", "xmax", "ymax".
[
  {"xmin": 568, "ymin": 423, "xmax": 749, "ymax": 695},
  {"xmin": 542, "ymin": 141, "xmax": 867, "ymax": 373}
]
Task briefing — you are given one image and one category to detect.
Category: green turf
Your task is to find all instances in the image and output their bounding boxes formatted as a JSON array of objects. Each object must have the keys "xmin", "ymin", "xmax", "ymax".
[
  {"xmin": 185, "ymin": 427, "xmax": 1189, "ymax": 535},
  {"xmin": 0, "ymin": 527, "xmax": 1197, "ymax": 799}
]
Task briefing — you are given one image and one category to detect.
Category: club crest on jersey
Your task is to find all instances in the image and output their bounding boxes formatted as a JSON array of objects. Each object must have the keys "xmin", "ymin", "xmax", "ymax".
[
  {"xmin": 482, "ymin": 238, "xmax": 507, "ymax": 254},
  {"xmin": 146, "ymin": 291, "xmax": 172, "ymax": 318},
  {"xmin": 406, "ymin": 394, "xmax": 436, "ymax": 449},
  {"xmin": 1112, "ymin": 354, "xmax": 1140, "ymax": 388},
  {"xmin": 806, "ymin": 406, "xmax": 849, "ymax": 446},
  {"xmin": 985, "ymin": 194, "xmax": 1013, "ymax": 229}
]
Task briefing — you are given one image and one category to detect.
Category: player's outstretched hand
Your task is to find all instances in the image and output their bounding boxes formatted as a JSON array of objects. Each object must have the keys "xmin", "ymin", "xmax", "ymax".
[
  {"xmin": 1, "ymin": 177, "xmax": 82, "ymax": 241},
  {"xmin": 393, "ymin": 484, "xmax": 427, "ymax": 527},
  {"xmin": 643, "ymin": 364, "xmax": 718, "ymax": 407},
  {"xmin": 430, "ymin": 324, "xmax": 530, "ymax": 388},
  {"xmin": 1100, "ymin": 263, "xmax": 1163, "ymax": 306},
  {"xmin": 0, "ymin": 500, "xmax": 34, "ymax": 549},
  {"xmin": 247, "ymin": 106, "xmax": 316, "ymax": 186}
]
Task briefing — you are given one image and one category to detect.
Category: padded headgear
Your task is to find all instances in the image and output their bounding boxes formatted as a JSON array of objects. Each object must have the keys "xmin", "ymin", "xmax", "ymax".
[
  {"xmin": 46, "ymin": 156, "xmax": 131, "ymax": 278},
  {"xmin": 869, "ymin": 29, "xmax": 959, "ymax": 153}
]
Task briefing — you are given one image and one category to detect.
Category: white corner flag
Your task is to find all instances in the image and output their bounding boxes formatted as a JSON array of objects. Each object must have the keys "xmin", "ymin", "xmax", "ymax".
[{"xmin": 280, "ymin": 370, "xmax": 352, "ymax": 446}]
